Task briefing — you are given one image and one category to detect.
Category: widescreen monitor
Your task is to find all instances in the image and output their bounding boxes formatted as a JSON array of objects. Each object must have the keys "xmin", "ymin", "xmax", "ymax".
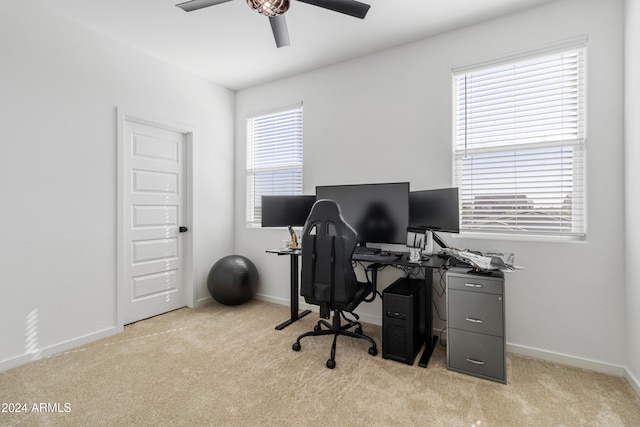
[
  {"xmin": 261, "ymin": 195, "xmax": 316, "ymax": 227},
  {"xmin": 315, "ymin": 182, "xmax": 410, "ymax": 245},
  {"xmin": 409, "ymin": 187, "xmax": 460, "ymax": 233}
]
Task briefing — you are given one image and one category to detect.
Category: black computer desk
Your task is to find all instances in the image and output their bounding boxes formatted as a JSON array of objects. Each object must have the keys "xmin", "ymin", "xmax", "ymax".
[{"xmin": 266, "ymin": 248, "xmax": 449, "ymax": 368}]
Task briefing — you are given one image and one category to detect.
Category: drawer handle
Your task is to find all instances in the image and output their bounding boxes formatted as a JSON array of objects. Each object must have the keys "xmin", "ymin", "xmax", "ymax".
[
  {"xmin": 466, "ymin": 358, "xmax": 485, "ymax": 365},
  {"xmin": 465, "ymin": 317, "xmax": 484, "ymax": 324},
  {"xmin": 465, "ymin": 283, "xmax": 483, "ymax": 288}
]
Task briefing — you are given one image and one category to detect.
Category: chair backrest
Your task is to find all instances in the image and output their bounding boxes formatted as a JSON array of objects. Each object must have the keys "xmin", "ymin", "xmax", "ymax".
[{"xmin": 300, "ymin": 200, "xmax": 359, "ymax": 307}]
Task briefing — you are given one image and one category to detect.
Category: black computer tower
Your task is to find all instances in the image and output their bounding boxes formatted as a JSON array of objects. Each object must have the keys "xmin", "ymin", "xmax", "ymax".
[{"xmin": 382, "ymin": 277, "xmax": 425, "ymax": 365}]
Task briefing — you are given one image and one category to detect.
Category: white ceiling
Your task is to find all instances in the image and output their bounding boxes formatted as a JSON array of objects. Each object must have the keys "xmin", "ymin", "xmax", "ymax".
[{"xmin": 29, "ymin": 0, "xmax": 556, "ymax": 90}]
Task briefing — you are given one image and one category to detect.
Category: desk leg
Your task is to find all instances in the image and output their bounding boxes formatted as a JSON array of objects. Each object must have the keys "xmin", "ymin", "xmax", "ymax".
[
  {"xmin": 418, "ymin": 336, "xmax": 439, "ymax": 368},
  {"xmin": 275, "ymin": 254, "xmax": 311, "ymax": 330},
  {"xmin": 417, "ymin": 268, "xmax": 436, "ymax": 368}
]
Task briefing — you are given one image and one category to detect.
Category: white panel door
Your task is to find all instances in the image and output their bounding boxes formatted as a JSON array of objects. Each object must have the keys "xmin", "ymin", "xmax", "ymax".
[{"xmin": 122, "ymin": 119, "xmax": 187, "ymax": 324}]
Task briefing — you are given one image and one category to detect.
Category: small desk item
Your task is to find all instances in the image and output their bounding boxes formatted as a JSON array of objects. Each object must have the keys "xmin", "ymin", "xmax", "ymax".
[{"xmin": 266, "ymin": 248, "xmax": 312, "ymax": 330}]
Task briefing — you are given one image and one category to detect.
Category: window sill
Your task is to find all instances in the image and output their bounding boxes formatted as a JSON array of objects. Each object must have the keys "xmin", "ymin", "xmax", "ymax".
[{"xmin": 452, "ymin": 231, "xmax": 587, "ymax": 244}]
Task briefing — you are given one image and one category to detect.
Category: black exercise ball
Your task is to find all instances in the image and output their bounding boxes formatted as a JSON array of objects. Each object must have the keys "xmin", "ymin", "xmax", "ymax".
[{"xmin": 207, "ymin": 255, "xmax": 259, "ymax": 306}]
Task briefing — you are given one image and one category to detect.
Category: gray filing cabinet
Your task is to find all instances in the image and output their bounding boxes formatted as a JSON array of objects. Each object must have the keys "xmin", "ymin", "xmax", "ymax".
[{"xmin": 446, "ymin": 267, "xmax": 506, "ymax": 383}]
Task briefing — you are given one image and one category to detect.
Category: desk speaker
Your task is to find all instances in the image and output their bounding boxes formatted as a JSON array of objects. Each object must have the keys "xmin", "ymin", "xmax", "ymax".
[{"xmin": 382, "ymin": 277, "xmax": 424, "ymax": 365}]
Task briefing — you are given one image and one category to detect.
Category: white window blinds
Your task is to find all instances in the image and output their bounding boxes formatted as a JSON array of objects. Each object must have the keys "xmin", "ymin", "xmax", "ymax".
[
  {"xmin": 453, "ymin": 40, "xmax": 586, "ymax": 238},
  {"xmin": 246, "ymin": 104, "xmax": 303, "ymax": 226}
]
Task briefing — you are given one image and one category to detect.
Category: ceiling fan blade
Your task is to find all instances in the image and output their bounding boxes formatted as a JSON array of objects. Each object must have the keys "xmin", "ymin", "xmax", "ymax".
[
  {"xmin": 176, "ymin": 0, "xmax": 234, "ymax": 12},
  {"xmin": 295, "ymin": 0, "xmax": 370, "ymax": 19},
  {"xmin": 269, "ymin": 15, "xmax": 291, "ymax": 48}
]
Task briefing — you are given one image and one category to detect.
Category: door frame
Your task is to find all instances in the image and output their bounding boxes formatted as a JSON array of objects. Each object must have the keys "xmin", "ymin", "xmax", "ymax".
[{"xmin": 116, "ymin": 108, "xmax": 197, "ymax": 330}]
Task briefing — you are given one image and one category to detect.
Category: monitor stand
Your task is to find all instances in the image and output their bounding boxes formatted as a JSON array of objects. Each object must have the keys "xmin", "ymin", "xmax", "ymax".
[{"xmin": 431, "ymin": 231, "xmax": 449, "ymax": 250}]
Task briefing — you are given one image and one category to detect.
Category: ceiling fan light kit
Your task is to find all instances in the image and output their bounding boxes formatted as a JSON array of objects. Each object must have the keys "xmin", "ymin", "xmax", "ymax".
[
  {"xmin": 176, "ymin": 0, "xmax": 370, "ymax": 48},
  {"xmin": 247, "ymin": 0, "xmax": 290, "ymax": 17}
]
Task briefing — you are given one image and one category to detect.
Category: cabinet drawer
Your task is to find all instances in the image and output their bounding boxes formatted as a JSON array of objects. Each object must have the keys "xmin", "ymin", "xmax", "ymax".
[
  {"xmin": 447, "ymin": 273, "xmax": 503, "ymax": 295},
  {"xmin": 448, "ymin": 328, "xmax": 505, "ymax": 383},
  {"xmin": 448, "ymin": 289, "xmax": 503, "ymax": 336}
]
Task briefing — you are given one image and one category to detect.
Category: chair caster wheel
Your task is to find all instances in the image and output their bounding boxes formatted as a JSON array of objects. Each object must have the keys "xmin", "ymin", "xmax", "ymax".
[
  {"xmin": 326, "ymin": 359, "xmax": 336, "ymax": 369},
  {"xmin": 355, "ymin": 326, "xmax": 362, "ymax": 334},
  {"xmin": 292, "ymin": 342, "xmax": 301, "ymax": 351},
  {"xmin": 314, "ymin": 325, "xmax": 321, "ymax": 332},
  {"xmin": 368, "ymin": 347, "xmax": 378, "ymax": 356}
]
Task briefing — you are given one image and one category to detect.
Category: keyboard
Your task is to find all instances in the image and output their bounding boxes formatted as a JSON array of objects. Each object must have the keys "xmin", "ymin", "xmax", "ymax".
[
  {"xmin": 353, "ymin": 252, "xmax": 401, "ymax": 262},
  {"xmin": 354, "ymin": 247, "xmax": 381, "ymax": 255}
]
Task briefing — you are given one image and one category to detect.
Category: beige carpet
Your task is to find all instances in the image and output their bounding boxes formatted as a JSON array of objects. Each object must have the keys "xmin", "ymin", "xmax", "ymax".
[{"xmin": 1, "ymin": 299, "xmax": 639, "ymax": 426}]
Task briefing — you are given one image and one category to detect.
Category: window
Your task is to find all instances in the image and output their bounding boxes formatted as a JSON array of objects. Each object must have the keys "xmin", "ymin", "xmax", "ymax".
[
  {"xmin": 452, "ymin": 38, "xmax": 587, "ymax": 238},
  {"xmin": 246, "ymin": 103, "xmax": 303, "ymax": 226}
]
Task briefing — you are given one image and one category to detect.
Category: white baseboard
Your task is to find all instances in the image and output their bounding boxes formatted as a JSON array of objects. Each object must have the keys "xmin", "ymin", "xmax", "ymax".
[
  {"xmin": 506, "ymin": 343, "xmax": 626, "ymax": 377},
  {"xmin": 254, "ymin": 293, "xmax": 289, "ymax": 306},
  {"xmin": 507, "ymin": 343, "xmax": 640, "ymax": 399},
  {"xmin": 623, "ymin": 367, "xmax": 640, "ymax": 398},
  {"xmin": 0, "ymin": 326, "xmax": 120, "ymax": 372},
  {"xmin": 255, "ymin": 294, "xmax": 384, "ymax": 326},
  {"xmin": 196, "ymin": 295, "xmax": 213, "ymax": 306}
]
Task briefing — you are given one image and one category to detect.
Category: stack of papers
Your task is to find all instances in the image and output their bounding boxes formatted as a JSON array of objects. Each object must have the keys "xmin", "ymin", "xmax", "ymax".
[{"xmin": 443, "ymin": 248, "xmax": 523, "ymax": 272}]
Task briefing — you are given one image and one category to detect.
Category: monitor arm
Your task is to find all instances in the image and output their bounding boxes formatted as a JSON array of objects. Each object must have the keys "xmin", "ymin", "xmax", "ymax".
[{"xmin": 431, "ymin": 231, "xmax": 449, "ymax": 249}]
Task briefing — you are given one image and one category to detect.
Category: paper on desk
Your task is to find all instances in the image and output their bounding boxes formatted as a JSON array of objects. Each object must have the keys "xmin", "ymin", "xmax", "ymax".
[{"xmin": 444, "ymin": 248, "xmax": 523, "ymax": 272}]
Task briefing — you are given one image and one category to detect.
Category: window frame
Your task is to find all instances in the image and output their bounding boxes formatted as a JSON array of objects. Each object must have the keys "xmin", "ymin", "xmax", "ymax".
[
  {"xmin": 246, "ymin": 103, "xmax": 304, "ymax": 227},
  {"xmin": 452, "ymin": 37, "xmax": 587, "ymax": 240}
]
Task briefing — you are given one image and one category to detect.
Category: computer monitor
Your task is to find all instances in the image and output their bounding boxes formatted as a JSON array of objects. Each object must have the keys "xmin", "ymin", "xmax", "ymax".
[
  {"xmin": 409, "ymin": 187, "xmax": 460, "ymax": 233},
  {"xmin": 261, "ymin": 195, "xmax": 316, "ymax": 227},
  {"xmin": 315, "ymin": 182, "xmax": 410, "ymax": 245}
]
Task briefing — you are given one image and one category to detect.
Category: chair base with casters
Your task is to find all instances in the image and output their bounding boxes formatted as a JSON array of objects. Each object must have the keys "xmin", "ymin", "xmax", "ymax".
[{"xmin": 292, "ymin": 309, "xmax": 378, "ymax": 369}]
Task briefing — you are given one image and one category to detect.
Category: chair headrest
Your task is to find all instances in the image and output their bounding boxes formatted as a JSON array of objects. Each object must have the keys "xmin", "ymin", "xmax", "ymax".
[
  {"xmin": 307, "ymin": 199, "xmax": 341, "ymax": 220},
  {"xmin": 303, "ymin": 199, "xmax": 356, "ymax": 240}
]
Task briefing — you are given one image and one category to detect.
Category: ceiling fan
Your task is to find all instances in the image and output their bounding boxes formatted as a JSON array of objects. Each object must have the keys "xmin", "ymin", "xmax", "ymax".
[{"xmin": 175, "ymin": 0, "xmax": 371, "ymax": 48}]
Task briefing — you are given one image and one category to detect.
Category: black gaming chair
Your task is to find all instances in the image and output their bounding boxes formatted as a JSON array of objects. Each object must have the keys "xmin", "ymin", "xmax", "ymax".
[{"xmin": 291, "ymin": 199, "xmax": 378, "ymax": 369}]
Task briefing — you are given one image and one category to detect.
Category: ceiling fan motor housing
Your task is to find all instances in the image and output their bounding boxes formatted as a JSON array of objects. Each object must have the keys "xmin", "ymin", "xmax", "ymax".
[{"xmin": 247, "ymin": 0, "xmax": 290, "ymax": 17}]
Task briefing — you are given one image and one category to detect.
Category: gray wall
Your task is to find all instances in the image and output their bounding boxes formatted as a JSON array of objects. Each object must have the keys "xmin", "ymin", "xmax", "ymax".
[
  {"xmin": 0, "ymin": 2, "xmax": 235, "ymax": 369},
  {"xmin": 235, "ymin": 0, "xmax": 628, "ymax": 372}
]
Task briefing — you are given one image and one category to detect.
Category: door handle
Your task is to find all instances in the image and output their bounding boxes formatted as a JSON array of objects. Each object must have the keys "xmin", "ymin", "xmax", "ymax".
[{"xmin": 179, "ymin": 226, "xmax": 189, "ymax": 233}]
